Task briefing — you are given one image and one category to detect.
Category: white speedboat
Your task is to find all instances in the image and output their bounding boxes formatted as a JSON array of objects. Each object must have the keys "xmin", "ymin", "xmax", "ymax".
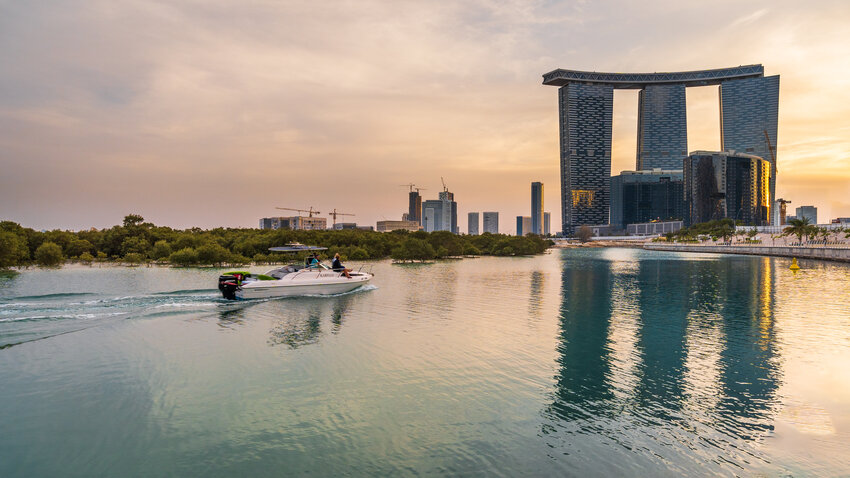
[{"xmin": 217, "ymin": 245, "xmax": 372, "ymax": 300}]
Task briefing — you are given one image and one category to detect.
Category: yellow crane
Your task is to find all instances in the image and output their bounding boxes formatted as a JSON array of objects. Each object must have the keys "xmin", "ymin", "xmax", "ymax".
[
  {"xmin": 328, "ymin": 209, "xmax": 355, "ymax": 226},
  {"xmin": 276, "ymin": 206, "xmax": 321, "ymax": 217}
]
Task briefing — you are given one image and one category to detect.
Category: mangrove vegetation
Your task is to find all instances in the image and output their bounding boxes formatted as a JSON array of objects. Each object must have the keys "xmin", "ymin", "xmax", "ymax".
[{"xmin": 0, "ymin": 215, "xmax": 553, "ymax": 269}]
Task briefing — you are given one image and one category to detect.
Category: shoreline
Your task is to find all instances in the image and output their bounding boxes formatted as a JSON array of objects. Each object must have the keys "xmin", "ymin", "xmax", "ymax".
[{"xmin": 644, "ymin": 243, "xmax": 850, "ymax": 263}]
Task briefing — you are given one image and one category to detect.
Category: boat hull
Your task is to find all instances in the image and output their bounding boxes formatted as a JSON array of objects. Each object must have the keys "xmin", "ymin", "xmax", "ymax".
[{"xmin": 235, "ymin": 275, "xmax": 371, "ymax": 299}]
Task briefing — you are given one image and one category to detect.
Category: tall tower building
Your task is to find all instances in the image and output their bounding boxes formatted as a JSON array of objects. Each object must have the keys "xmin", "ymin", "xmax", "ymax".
[
  {"xmin": 468, "ymin": 212, "xmax": 479, "ymax": 235},
  {"xmin": 543, "ymin": 65, "xmax": 778, "ymax": 231},
  {"xmin": 516, "ymin": 216, "xmax": 532, "ymax": 236},
  {"xmin": 720, "ymin": 75, "xmax": 780, "ymax": 221},
  {"xmin": 438, "ymin": 190, "xmax": 457, "ymax": 234},
  {"xmin": 531, "ymin": 181, "xmax": 544, "ymax": 235},
  {"xmin": 543, "ymin": 212, "xmax": 551, "ymax": 236},
  {"xmin": 408, "ymin": 191, "xmax": 422, "ymax": 225},
  {"xmin": 482, "ymin": 212, "xmax": 499, "ymax": 234},
  {"xmin": 557, "ymin": 83, "xmax": 613, "ymax": 235},
  {"xmin": 636, "ymin": 84, "xmax": 687, "ymax": 170}
]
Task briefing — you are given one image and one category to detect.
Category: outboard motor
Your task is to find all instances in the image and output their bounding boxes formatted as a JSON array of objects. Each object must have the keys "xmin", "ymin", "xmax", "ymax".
[{"xmin": 218, "ymin": 273, "xmax": 242, "ymax": 300}]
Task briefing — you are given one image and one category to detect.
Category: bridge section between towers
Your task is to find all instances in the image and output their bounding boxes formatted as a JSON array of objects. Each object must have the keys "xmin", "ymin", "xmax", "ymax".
[{"xmin": 542, "ymin": 65, "xmax": 764, "ymax": 89}]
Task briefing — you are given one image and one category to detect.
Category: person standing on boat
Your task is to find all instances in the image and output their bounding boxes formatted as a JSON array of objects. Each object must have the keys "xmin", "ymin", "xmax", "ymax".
[{"xmin": 332, "ymin": 253, "xmax": 352, "ymax": 278}]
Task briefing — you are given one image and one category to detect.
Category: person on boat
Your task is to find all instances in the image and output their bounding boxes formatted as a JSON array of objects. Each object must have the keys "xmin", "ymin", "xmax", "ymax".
[
  {"xmin": 332, "ymin": 253, "xmax": 352, "ymax": 278},
  {"xmin": 307, "ymin": 252, "xmax": 321, "ymax": 268}
]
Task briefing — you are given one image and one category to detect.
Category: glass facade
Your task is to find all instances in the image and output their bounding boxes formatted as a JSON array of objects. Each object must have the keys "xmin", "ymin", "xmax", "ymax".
[
  {"xmin": 545, "ymin": 65, "xmax": 780, "ymax": 232},
  {"xmin": 531, "ymin": 182, "xmax": 544, "ymax": 235},
  {"xmin": 610, "ymin": 170, "xmax": 685, "ymax": 230},
  {"xmin": 684, "ymin": 152, "xmax": 771, "ymax": 226},
  {"xmin": 720, "ymin": 75, "xmax": 780, "ymax": 221},
  {"xmin": 637, "ymin": 84, "xmax": 687, "ymax": 170}
]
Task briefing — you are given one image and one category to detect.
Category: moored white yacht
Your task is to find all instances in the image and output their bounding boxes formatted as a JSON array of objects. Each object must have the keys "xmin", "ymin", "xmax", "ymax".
[{"xmin": 217, "ymin": 244, "xmax": 372, "ymax": 300}]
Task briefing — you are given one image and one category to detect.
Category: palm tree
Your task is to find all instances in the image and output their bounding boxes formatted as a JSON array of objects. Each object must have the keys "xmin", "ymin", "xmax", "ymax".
[{"xmin": 784, "ymin": 217, "xmax": 811, "ymax": 244}]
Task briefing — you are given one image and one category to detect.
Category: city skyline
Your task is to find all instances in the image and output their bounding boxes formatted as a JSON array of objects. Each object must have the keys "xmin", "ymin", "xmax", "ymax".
[{"xmin": 2, "ymin": 1, "xmax": 849, "ymax": 232}]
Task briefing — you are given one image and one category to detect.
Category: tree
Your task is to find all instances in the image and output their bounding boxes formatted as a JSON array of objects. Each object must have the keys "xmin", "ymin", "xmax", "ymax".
[
  {"xmin": 391, "ymin": 238, "xmax": 436, "ymax": 261},
  {"xmin": 169, "ymin": 247, "xmax": 199, "ymax": 266},
  {"xmin": 123, "ymin": 252, "xmax": 144, "ymax": 264},
  {"xmin": 576, "ymin": 225, "xmax": 593, "ymax": 243},
  {"xmin": 196, "ymin": 242, "xmax": 231, "ymax": 265},
  {"xmin": 34, "ymin": 241, "xmax": 64, "ymax": 267},
  {"xmin": 0, "ymin": 230, "xmax": 28, "ymax": 268},
  {"xmin": 151, "ymin": 240, "xmax": 172, "ymax": 260},
  {"xmin": 121, "ymin": 236, "xmax": 150, "ymax": 256},
  {"xmin": 784, "ymin": 218, "xmax": 811, "ymax": 243},
  {"xmin": 123, "ymin": 214, "xmax": 145, "ymax": 227},
  {"xmin": 65, "ymin": 238, "xmax": 94, "ymax": 257}
]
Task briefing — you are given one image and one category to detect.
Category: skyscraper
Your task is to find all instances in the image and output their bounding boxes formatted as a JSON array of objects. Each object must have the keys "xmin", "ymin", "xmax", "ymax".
[
  {"xmin": 531, "ymin": 181, "xmax": 544, "ymax": 235},
  {"xmin": 720, "ymin": 75, "xmax": 780, "ymax": 218},
  {"xmin": 408, "ymin": 191, "xmax": 422, "ymax": 225},
  {"xmin": 543, "ymin": 212, "xmax": 550, "ymax": 236},
  {"xmin": 516, "ymin": 216, "xmax": 532, "ymax": 236},
  {"xmin": 422, "ymin": 190, "xmax": 458, "ymax": 233},
  {"xmin": 636, "ymin": 84, "xmax": 688, "ymax": 170},
  {"xmin": 482, "ymin": 212, "xmax": 499, "ymax": 234},
  {"xmin": 557, "ymin": 83, "xmax": 613, "ymax": 235},
  {"xmin": 543, "ymin": 65, "xmax": 780, "ymax": 231},
  {"xmin": 468, "ymin": 212, "xmax": 479, "ymax": 235}
]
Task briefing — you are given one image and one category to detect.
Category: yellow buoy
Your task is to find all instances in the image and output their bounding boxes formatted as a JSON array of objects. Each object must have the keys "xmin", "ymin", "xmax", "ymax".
[{"xmin": 790, "ymin": 257, "xmax": 800, "ymax": 271}]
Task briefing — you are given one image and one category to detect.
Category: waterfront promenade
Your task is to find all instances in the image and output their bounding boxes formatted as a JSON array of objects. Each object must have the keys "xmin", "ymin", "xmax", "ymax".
[{"xmin": 644, "ymin": 242, "xmax": 850, "ymax": 262}]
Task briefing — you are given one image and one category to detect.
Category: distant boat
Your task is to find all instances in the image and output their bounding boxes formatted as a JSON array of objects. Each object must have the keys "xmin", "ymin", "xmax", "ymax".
[{"xmin": 217, "ymin": 244, "xmax": 372, "ymax": 300}]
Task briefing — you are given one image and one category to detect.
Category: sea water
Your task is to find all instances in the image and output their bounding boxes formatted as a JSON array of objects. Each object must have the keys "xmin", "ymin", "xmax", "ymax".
[{"xmin": 1, "ymin": 249, "xmax": 849, "ymax": 476}]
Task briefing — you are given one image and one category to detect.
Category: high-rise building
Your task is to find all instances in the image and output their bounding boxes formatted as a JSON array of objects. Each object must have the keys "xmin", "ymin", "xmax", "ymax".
[
  {"xmin": 720, "ymin": 75, "xmax": 780, "ymax": 219},
  {"xmin": 422, "ymin": 201, "xmax": 440, "ymax": 232},
  {"xmin": 439, "ymin": 190, "xmax": 458, "ymax": 233},
  {"xmin": 795, "ymin": 206, "xmax": 817, "ymax": 224},
  {"xmin": 637, "ymin": 84, "xmax": 688, "ymax": 170},
  {"xmin": 610, "ymin": 169, "xmax": 685, "ymax": 230},
  {"xmin": 516, "ymin": 216, "xmax": 532, "ymax": 236},
  {"xmin": 543, "ymin": 212, "xmax": 550, "ymax": 236},
  {"xmin": 408, "ymin": 191, "xmax": 422, "ymax": 225},
  {"xmin": 421, "ymin": 190, "xmax": 458, "ymax": 233},
  {"xmin": 772, "ymin": 198, "xmax": 791, "ymax": 226},
  {"xmin": 543, "ymin": 65, "xmax": 780, "ymax": 232},
  {"xmin": 482, "ymin": 212, "xmax": 499, "ymax": 234},
  {"xmin": 467, "ymin": 212, "xmax": 479, "ymax": 235},
  {"xmin": 555, "ymin": 83, "xmax": 613, "ymax": 235},
  {"xmin": 531, "ymin": 182, "xmax": 544, "ymax": 235},
  {"xmin": 684, "ymin": 151, "xmax": 771, "ymax": 226}
]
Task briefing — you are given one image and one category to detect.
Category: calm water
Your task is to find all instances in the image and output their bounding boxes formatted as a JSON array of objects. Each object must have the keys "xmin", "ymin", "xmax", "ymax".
[{"xmin": 1, "ymin": 249, "xmax": 849, "ymax": 476}]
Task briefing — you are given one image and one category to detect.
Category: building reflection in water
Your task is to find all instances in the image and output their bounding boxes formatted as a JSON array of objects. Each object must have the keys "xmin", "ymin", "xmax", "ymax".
[
  {"xmin": 528, "ymin": 270, "xmax": 545, "ymax": 321},
  {"xmin": 266, "ymin": 295, "xmax": 355, "ymax": 348},
  {"xmin": 545, "ymin": 250, "xmax": 781, "ymax": 463}
]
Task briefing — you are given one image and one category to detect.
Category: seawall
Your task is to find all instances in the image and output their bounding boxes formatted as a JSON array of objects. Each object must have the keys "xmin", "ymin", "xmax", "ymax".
[{"xmin": 643, "ymin": 244, "xmax": 850, "ymax": 263}]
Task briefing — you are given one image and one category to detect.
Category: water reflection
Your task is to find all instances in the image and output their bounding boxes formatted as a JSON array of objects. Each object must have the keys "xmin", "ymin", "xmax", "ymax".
[
  {"xmin": 267, "ymin": 296, "xmax": 354, "ymax": 348},
  {"xmin": 546, "ymin": 251, "xmax": 782, "ymax": 467}
]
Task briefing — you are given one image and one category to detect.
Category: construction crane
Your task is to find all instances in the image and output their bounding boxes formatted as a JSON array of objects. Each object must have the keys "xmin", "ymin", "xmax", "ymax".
[
  {"xmin": 328, "ymin": 208, "xmax": 355, "ymax": 225},
  {"xmin": 399, "ymin": 183, "xmax": 426, "ymax": 193},
  {"xmin": 441, "ymin": 177, "xmax": 448, "ymax": 193},
  {"xmin": 276, "ymin": 206, "xmax": 321, "ymax": 217}
]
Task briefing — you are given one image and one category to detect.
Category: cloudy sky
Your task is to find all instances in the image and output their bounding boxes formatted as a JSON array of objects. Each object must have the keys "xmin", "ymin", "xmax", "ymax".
[{"xmin": 1, "ymin": 0, "xmax": 849, "ymax": 232}]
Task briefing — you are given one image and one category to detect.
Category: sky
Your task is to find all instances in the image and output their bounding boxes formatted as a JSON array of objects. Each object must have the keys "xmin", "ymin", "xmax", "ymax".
[{"xmin": 1, "ymin": 0, "xmax": 849, "ymax": 233}]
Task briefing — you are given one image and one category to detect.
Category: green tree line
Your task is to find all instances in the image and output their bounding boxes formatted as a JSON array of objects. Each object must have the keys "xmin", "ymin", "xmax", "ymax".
[{"xmin": 0, "ymin": 215, "xmax": 553, "ymax": 269}]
